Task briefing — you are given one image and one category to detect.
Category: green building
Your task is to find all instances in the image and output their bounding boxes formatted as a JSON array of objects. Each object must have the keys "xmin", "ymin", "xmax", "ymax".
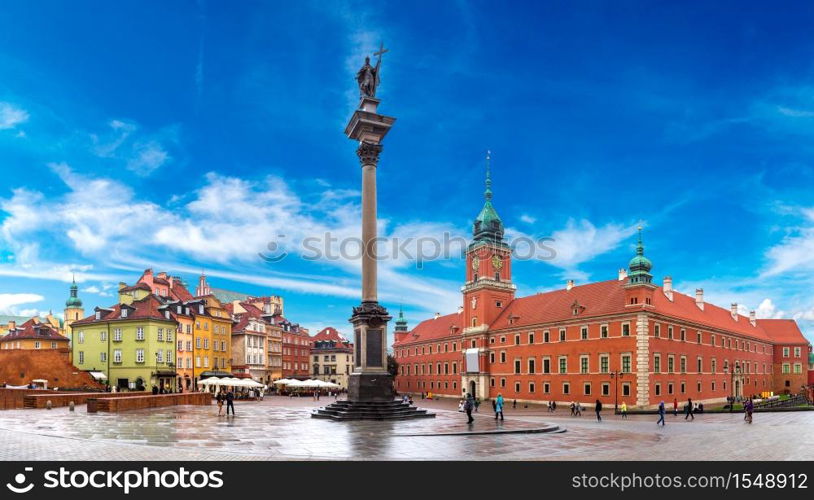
[{"xmin": 71, "ymin": 294, "xmax": 178, "ymax": 391}]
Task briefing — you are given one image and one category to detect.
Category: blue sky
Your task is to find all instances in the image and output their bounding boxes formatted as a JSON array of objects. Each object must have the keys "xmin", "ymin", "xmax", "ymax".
[{"xmin": 1, "ymin": 1, "xmax": 814, "ymax": 343}]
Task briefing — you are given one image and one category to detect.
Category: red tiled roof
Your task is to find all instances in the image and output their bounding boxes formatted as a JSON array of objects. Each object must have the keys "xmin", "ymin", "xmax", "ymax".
[
  {"xmin": 756, "ymin": 319, "xmax": 809, "ymax": 344},
  {"xmin": 311, "ymin": 326, "xmax": 350, "ymax": 343},
  {"xmin": 72, "ymin": 295, "xmax": 175, "ymax": 326},
  {"xmin": 396, "ymin": 279, "xmax": 809, "ymax": 347},
  {"xmin": 1, "ymin": 319, "xmax": 68, "ymax": 342},
  {"xmin": 119, "ymin": 283, "xmax": 152, "ymax": 293},
  {"xmin": 491, "ymin": 280, "xmax": 629, "ymax": 330},
  {"xmin": 394, "ymin": 312, "xmax": 463, "ymax": 346}
]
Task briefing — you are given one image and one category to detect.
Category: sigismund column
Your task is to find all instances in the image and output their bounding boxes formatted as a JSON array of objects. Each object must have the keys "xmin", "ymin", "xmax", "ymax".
[{"xmin": 344, "ymin": 45, "xmax": 396, "ymax": 402}]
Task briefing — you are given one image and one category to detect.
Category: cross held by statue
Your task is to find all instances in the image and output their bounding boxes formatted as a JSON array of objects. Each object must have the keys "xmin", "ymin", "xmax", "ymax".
[{"xmin": 374, "ymin": 42, "xmax": 389, "ymax": 59}]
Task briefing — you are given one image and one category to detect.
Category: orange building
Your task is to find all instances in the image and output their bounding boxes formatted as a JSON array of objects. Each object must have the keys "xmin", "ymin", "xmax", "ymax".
[{"xmin": 394, "ymin": 168, "xmax": 812, "ymax": 408}]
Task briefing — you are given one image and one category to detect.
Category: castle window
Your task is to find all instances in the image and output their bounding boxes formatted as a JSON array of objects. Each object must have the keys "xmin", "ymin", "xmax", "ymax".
[
  {"xmin": 601, "ymin": 325, "xmax": 609, "ymax": 338},
  {"xmin": 471, "ymin": 317, "xmax": 478, "ymax": 327},
  {"xmin": 559, "ymin": 329, "xmax": 566, "ymax": 342},
  {"xmin": 496, "ymin": 301, "xmax": 502, "ymax": 308},
  {"xmin": 581, "ymin": 326, "xmax": 588, "ymax": 340},
  {"xmin": 622, "ymin": 323, "xmax": 630, "ymax": 336}
]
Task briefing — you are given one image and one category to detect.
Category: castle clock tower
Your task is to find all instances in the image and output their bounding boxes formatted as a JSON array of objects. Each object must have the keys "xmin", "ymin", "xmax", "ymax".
[{"xmin": 461, "ymin": 152, "xmax": 515, "ymax": 400}]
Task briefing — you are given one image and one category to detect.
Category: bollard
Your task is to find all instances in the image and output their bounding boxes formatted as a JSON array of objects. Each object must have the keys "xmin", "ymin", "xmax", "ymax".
[
  {"xmin": 69, "ymin": 401, "xmax": 75, "ymax": 412},
  {"xmin": 46, "ymin": 400, "xmax": 52, "ymax": 410}
]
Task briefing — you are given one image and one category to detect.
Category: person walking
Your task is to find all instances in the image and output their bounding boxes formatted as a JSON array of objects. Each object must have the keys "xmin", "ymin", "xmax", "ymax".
[
  {"xmin": 656, "ymin": 400, "xmax": 666, "ymax": 426},
  {"xmin": 684, "ymin": 398, "xmax": 694, "ymax": 420},
  {"xmin": 552, "ymin": 400, "xmax": 557, "ymax": 412},
  {"xmin": 464, "ymin": 393, "xmax": 474, "ymax": 424},
  {"xmin": 745, "ymin": 398, "xmax": 754, "ymax": 424},
  {"xmin": 595, "ymin": 399, "xmax": 602, "ymax": 422},
  {"xmin": 575, "ymin": 402, "xmax": 582, "ymax": 417},
  {"xmin": 620, "ymin": 401, "xmax": 628, "ymax": 419},
  {"xmin": 512, "ymin": 399, "xmax": 517, "ymax": 409},
  {"xmin": 216, "ymin": 390, "xmax": 224, "ymax": 416},
  {"xmin": 673, "ymin": 398, "xmax": 678, "ymax": 416},
  {"xmin": 474, "ymin": 397, "xmax": 481, "ymax": 413},
  {"xmin": 570, "ymin": 401, "xmax": 576, "ymax": 416},
  {"xmin": 495, "ymin": 393, "xmax": 505, "ymax": 421},
  {"xmin": 226, "ymin": 389, "xmax": 235, "ymax": 416}
]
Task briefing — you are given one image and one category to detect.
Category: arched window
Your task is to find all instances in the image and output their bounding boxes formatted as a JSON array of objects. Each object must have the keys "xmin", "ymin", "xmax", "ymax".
[{"xmin": 471, "ymin": 317, "xmax": 478, "ymax": 327}]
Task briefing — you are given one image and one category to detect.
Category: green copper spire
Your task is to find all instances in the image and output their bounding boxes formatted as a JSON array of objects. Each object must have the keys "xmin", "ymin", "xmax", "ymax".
[
  {"xmin": 395, "ymin": 305, "xmax": 408, "ymax": 332},
  {"xmin": 627, "ymin": 226, "xmax": 653, "ymax": 284},
  {"xmin": 484, "ymin": 150, "xmax": 493, "ymax": 201},
  {"xmin": 472, "ymin": 150, "xmax": 505, "ymax": 245},
  {"xmin": 65, "ymin": 274, "xmax": 83, "ymax": 308}
]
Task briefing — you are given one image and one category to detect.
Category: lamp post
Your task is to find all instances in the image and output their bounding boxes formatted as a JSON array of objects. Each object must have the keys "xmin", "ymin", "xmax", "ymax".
[{"xmin": 610, "ymin": 371, "xmax": 624, "ymax": 413}]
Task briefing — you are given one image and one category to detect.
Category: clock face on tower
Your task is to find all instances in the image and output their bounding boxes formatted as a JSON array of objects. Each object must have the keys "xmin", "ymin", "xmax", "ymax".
[
  {"xmin": 491, "ymin": 254, "xmax": 503, "ymax": 270},
  {"xmin": 471, "ymin": 258, "xmax": 480, "ymax": 271}
]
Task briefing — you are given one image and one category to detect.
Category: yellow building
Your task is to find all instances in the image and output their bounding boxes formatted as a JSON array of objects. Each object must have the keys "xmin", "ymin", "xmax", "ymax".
[{"xmin": 0, "ymin": 319, "xmax": 70, "ymax": 350}]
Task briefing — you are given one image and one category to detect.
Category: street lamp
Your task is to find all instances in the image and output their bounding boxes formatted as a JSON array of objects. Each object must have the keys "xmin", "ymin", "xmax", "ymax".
[{"xmin": 610, "ymin": 371, "xmax": 624, "ymax": 413}]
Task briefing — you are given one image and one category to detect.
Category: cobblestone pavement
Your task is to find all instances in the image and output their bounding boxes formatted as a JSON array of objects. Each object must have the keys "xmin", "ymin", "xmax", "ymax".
[{"xmin": 0, "ymin": 396, "xmax": 811, "ymax": 461}]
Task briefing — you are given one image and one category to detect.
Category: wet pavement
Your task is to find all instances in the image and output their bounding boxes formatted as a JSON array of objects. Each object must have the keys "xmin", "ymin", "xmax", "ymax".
[{"xmin": 0, "ymin": 396, "xmax": 811, "ymax": 461}]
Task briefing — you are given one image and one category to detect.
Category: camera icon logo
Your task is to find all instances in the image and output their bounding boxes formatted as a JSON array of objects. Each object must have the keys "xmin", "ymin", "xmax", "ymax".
[{"xmin": 6, "ymin": 467, "xmax": 34, "ymax": 494}]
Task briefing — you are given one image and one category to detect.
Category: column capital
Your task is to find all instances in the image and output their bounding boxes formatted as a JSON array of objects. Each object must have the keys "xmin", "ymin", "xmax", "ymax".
[{"xmin": 356, "ymin": 141, "xmax": 383, "ymax": 167}]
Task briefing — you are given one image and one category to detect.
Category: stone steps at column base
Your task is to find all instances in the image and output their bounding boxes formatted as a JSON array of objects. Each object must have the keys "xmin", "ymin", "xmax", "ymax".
[{"xmin": 310, "ymin": 400, "xmax": 436, "ymax": 420}]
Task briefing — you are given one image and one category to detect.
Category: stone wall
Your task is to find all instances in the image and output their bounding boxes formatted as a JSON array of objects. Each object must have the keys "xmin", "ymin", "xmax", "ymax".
[{"xmin": 90, "ymin": 392, "xmax": 211, "ymax": 412}]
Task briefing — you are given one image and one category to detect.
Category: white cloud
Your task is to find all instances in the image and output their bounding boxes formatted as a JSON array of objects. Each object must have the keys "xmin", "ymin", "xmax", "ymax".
[
  {"xmin": 519, "ymin": 214, "xmax": 536, "ymax": 224},
  {"xmin": 91, "ymin": 120, "xmax": 175, "ymax": 176},
  {"xmin": 127, "ymin": 141, "xmax": 170, "ymax": 176},
  {"xmin": 0, "ymin": 102, "xmax": 29, "ymax": 130},
  {"xmin": 82, "ymin": 286, "xmax": 100, "ymax": 294},
  {"xmin": 0, "ymin": 293, "xmax": 44, "ymax": 315},
  {"xmin": 762, "ymin": 207, "xmax": 814, "ymax": 277},
  {"xmin": 755, "ymin": 298, "xmax": 785, "ymax": 319},
  {"xmin": 545, "ymin": 219, "xmax": 638, "ymax": 271}
]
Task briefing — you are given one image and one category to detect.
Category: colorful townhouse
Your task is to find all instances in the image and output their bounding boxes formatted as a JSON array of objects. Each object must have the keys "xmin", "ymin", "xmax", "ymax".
[{"xmin": 71, "ymin": 293, "xmax": 178, "ymax": 391}]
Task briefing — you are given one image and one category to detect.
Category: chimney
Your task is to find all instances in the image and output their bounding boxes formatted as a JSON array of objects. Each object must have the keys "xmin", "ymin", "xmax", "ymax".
[
  {"xmin": 157, "ymin": 272, "xmax": 167, "ymax": 280},
  {"xmin": 749, "ymin": 310, "xmax": 756, "ymax": 327},
  {"xmin": 8, "ymin": 320, "xmax": 15, "ymax": 331},
  {"xmin": 731, "ymin": 303, "xmax": 738, "ymax": 320},
  {"xmin": 142, "ymin": 269, "xmax": 154, "ymax": 286},
  {"xmin": 663, "ymin": 277, "xmax": 673, "ymax": 301},
  {"xmin": 695, "ymin": 288, "xmax": 704, "ymax": 310},
  {"xmin": 434, "ymin": 312, "xmax": 441, "ymax": 319},
  {"xmin": 566, "ymin": 279, "xmax": 575, "ymax": 291},
  {"xmin": 618, "ymin": 268, "xmax": 627, "ymax": 281},
  {"xmin": 168, "ymin": 276, "xmax": 174, "ymax": 289}
]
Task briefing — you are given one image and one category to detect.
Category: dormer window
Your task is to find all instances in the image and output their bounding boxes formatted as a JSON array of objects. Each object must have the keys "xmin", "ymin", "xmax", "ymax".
[
  {"xmin": 177, "ymin": 306, "xmax": 182, "ymax": 314},
  {"xmin": 165, "ymin": 310, "xmax": 170, "ymax": 319},
  {"xmin": 95, "ymin": 311, "xmax": 101, "ymax": 320},
  {"xmin": 199, "ymin": 305, "xmax": 204, "ymax": 314},
  {"xmin": 121, "ymin": 309, "xmax": 128, "ymax": 318}
]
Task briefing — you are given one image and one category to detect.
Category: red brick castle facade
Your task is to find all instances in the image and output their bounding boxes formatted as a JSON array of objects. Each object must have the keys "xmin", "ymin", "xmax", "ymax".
[{"xmin": 393, "ymin": 162, "xmax": 811, "ymax": 408}]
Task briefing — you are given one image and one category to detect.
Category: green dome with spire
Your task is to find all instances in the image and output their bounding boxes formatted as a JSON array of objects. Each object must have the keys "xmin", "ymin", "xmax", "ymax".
[
  {"xmin": 472, "ymin": 151, "xmax": 506, "ymax": 246},
  {"xmin": 627, "ymin": 226, "xmax": 653, "ymax": 284},
  {"xmin": 65, "ymin": 275, "xmax": 83, "ymax": 308},
  {"xmin": 394, "ymin": 306, "xmax": 408, "ymax": 332}
]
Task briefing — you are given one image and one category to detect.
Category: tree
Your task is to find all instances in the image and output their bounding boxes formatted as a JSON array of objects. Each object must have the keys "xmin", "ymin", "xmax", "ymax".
[{"xmin": 387, "ymin": 354, "xmax": 399, "ymax": 377}]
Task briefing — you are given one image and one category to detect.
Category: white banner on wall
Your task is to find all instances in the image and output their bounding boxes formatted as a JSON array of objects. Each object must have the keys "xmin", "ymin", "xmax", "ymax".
[{"xmin": 465, "ymin": 348, "xmax": 480, "ymax": 373}]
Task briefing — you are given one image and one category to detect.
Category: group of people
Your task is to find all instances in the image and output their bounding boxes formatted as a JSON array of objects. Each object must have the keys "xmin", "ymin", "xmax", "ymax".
[
  {"xmin": 459, "ymin": 393, "xmax": 505, "ymax": 423},
  {"xmin": 214, "ymin": 389, "xmax": 236, "ymax": 416}
]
